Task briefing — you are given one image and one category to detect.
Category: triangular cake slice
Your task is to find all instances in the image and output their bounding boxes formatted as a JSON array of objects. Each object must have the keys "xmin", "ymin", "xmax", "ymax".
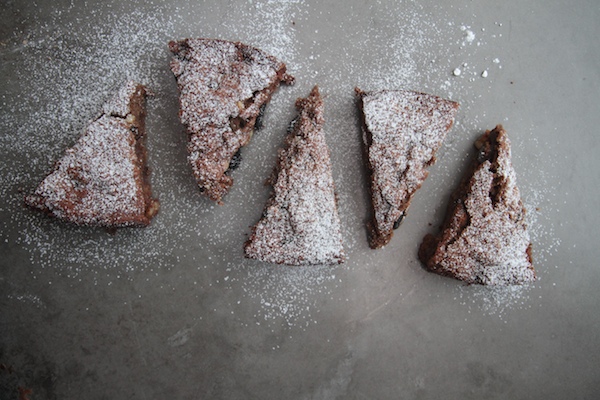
[
  {"xmin": 169, "ymin": 38, "xmax": 295, "ymax": 203},
  {"xmin": 418, "ymin": 125, "xmax": 535, "ymax": 285},
  {"xmin": 244, "ymin": 86, "xmax": 345, "ymax": 265},
  {"xmin": 357, "ymin": 88, "xmax": 459, "ymax": 249},
  {"xmin": 25, "ymin": 81, "xmax": 160, "ymax": 227}
]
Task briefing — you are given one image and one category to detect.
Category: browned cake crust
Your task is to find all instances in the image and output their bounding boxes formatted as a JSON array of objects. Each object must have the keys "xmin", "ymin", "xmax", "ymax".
[
  {"xmin": 244, "ymin": 86, "xmax": 345, "ymax": 265},
  {"xmin": 356, "ymin": 88, "xmax": 459, "ymax": 249},
  {"xmin": 24, "ymin": 81, "xmax": 160, "ymax": 227},
  {"xmin": 418, "ymin": 125, "xmax": 535, "ymax": 285},
  {"xmin": 169, "ymin": 38, "xmax": 294, "ymax": 203}
]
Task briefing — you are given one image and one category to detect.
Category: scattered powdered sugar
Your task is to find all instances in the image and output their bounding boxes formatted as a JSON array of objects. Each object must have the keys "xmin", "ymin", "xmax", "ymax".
[
  {"xmin": 460, "ymin": 25, "xmax": 476, "ymax": 45},
  {"xmin": 442, "ymin": 21, "xmax": 508, "ymax": 89},
  {"xmin": 0, "ymin": 1, "xmax": 560, "ymax": 327},
  {"xmin": 453, "ymin": 283, "xmax": 533, "ymax": 320},
  {"xmin": 216, "ymin": 0, "xmax": 304, "ymax": 74},
  {"xmin": 1, "ymin": 8, "xmax": 178, "ymax": 161},
  {"xmin": 241, "ymin": 263, "xmax": 339, "ymax": 327},
  {"xmin": 6, "ymin": 293, "xmax": 46, "ymax": 310},
  {"xmin": 516, "ymin": 128, "xmax": 562, "ymax": 277},
  {"xmin": 347, "ymin": 3, "xmax": 437, "ymax": 90},
  {"xmin": 103, "ymin": 81, "xmax": 139, "ymax": 118},
  {"xmin": 0, "ymin": 6, "xmax": 180, "ymax": 280}
]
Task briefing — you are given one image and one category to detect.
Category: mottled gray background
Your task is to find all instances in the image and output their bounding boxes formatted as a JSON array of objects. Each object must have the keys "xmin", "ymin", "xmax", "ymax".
[{"xmin": 1, "ymin": 0, "xmax": 599, "ymax": 399}]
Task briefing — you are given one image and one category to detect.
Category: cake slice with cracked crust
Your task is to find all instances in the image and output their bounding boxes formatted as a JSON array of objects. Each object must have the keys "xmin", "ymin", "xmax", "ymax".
[
  {"xmin": 418, "ymin": 125, "xmax": 535, "ymax": 285},
  {"xmin": 25, "ymin": 81, "xmax": 160, "ymax": 227},
  {"xmin": 357, "ymin": 88, "xmax": 459, "ymax": 249},
  {"xmin": 244, "ymin": 86, "xmax": 345, "ymax": 265},
  {"xmin": 169, "ymin": 38, "xmax": 294, "ymax": 203}
]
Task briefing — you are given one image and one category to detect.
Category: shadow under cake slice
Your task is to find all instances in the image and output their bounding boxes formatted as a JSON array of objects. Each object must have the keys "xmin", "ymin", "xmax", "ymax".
[
  {"xmin": 244, "ymin": 86, "xmax": 345, "ymax": 265},
  {"xmin": 356, "ymin": 88, "xmax": 459, "ymax": 249},
  {"xmin": 169, "ymin": 38, "xmax": 295, "ymax": 204},
  {"xmin": 418, "ymin": 125, "xmax": 535, "ymax": 285},
  {"xmin": 25, "ymin": 81, "xmax": 160, "ymax": 227}
]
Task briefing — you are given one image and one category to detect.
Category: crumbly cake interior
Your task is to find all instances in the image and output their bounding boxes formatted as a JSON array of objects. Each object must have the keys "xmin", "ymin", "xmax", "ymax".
[
  {"xmin": 244, "ymin": 86, "xmax": 345, "ymax": 265},
  {"xmin": 169, "ymin": 38, "xmax": 294, "ymax": 203},
  {"xmin": 25, "ymin": 81, "xmax": 159, "ymax": 227},
  {"xmin": 418, "ymin": 125, "xmax": 534, "ymax": 285},
  {"xmin": 357, "ymin": 88, "xmax": 459, "ymax": 249}
]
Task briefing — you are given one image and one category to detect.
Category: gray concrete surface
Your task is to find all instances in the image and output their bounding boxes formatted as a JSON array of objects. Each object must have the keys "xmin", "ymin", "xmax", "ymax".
[{"xmin": 1, "ymin": 0, "xmax": 599, "ymax": 399}]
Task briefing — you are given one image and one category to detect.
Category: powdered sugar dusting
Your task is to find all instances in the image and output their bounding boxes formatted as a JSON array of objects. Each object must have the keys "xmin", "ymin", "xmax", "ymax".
[
  {"xmin": 423, "ymin": 127, "xmax": 535, "ymax": 285},
  {"xmin": 449, "ymin": 153, "xmax": 559, "ymax": 318},
  {"xmin": 458, "ymin": 160, "xmax": 533, "ymax": 285},
  {"xmin": 2, "ymin": 8, "xmax": 178, "ymax": 160},
  {"xmin": 361, "ymin": 89, "xmax": 459, "ymax": 247},
  {"xmin": 26, "ymin": 112, "xmax": 147, "ymax": 226},
  {"xmin": 0, "ymin": 1, "xmax": 561, "ymax": 329},
  {"xmin": 233, "ymin": 0, "xmax": 301, "ymax": 66},
  {"xmin": 169, "ymin": 38, "xmax": 293, "ymax": 202},
  {"xmin": 103, "ymin": 81, "xmax": 139, "ymax": 118},
  {"xmin": 244, "ymin": 87, "xmax": 344, "ymax": 265},
  {"xmin": 454, "ymin": 283, "xmax": 533, "ymax": 319},
  {"xmin": 0, "ymin": 6, "xmax": 180, "ymax": 280}
]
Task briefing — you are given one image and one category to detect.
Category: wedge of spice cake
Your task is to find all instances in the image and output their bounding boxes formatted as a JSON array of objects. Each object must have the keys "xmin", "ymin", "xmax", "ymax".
[
  {"xmin": 356, "ymin": 88, "xmax": 459, "ymax": 249},
  {"xmin": 25, "ymin": 81, "xmax": 160, "ymax": 227},
  {"xmin": 244, "ymin": 86, "xmax": 345, "ymax": 265},
  {"xmin": 169, "ymin": 38, "xmax": 294, "ymax": 203},
  {"xmin": 418, "ymin": 125, "xmax": 535, "ymax": 285}
]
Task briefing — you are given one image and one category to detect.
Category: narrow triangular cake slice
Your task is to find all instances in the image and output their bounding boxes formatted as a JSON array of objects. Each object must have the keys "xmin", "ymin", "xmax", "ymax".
[
  {"xmin": 25, "ymin": 81, "xmax": 160, "ymax": 227},
  {"xmin": 418, "ymin": 125, "xmax": 535, "ymax": 285},
  {"xmin": 169, "ymin": 38, "xmax": 295, "ymax": 203},
  {"xmin": 357, "ymin": 88, "xmax": 459, "ymax": 249},
  {"xmin": 244, "ymin": 86, "xmax": 345, "ymax": 265}
]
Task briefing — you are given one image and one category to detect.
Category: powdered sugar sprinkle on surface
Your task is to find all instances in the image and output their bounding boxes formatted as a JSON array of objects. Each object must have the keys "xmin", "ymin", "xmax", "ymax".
[
  {"xmin": 0, "ymin": 1, "xmax": 562, "ymax": 327},
  {"xmin": 0, "ymin": 6, "xmax": 180, "ymax": 280}
]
